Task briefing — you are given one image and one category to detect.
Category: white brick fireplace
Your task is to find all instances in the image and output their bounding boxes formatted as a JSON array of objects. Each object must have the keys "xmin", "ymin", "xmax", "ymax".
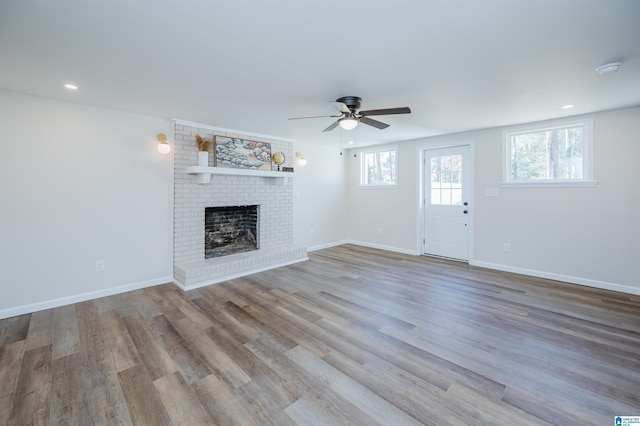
[{"xmin": 172, "ymin": 120, "xmax": 307, "ymax": 290}]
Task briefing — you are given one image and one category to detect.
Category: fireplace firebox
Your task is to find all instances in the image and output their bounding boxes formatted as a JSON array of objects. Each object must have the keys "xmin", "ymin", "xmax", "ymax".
[{"xmin": 205, "ymin": 205, "xmax": 258, "ymax": 258}]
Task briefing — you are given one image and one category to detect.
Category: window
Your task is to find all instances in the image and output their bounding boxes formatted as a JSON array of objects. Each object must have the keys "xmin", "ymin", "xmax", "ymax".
[
  {"xmin": 503, "ymin": 118, "xmax": 595, "ymax": 186},
  {"xmin": 360, "ymin": 147, "xmax": 398, "ymax": 187},
  {"xmin": 430, "ymin": 154, "xmax": 462, "ymax": 205}
]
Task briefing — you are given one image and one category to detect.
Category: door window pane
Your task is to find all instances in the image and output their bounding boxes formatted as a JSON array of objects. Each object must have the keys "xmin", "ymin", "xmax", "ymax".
[{"xmin": 430, "ymin": 154, "xmax": 463, "ymax": 205}]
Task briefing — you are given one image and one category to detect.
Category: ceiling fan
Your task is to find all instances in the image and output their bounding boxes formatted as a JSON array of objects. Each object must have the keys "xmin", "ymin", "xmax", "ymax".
[{"xmin": 289, "ymin": 96, "xmax": 411, "ymax": 132}]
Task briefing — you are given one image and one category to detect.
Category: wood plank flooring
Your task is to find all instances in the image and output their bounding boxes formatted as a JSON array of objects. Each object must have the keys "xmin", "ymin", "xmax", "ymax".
[{"xmin": 1, "ymin": 244, "xmax": 639, "ymax": 425}]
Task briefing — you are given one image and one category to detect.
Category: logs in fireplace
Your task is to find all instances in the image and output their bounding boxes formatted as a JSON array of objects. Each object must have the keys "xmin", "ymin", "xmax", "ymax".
[{"xmin": 204, "ymin": 205, "xmax": 258, "ymax": 258}]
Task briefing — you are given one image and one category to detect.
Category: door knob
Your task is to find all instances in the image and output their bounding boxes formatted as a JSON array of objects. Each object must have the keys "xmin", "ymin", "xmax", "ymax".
[
  {"xmin": 463, "ymin": 202, "xmax": 468, "ymax": 206},
  {"xmin": 463, "ymin": 210, "xmax": 468, "ymax": 214}
]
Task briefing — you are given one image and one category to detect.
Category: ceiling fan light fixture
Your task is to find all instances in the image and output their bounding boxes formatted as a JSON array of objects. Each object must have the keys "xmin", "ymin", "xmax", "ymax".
[{"xmin": 339, "ymin": 116, "xmax": 358, "ymax": 130}]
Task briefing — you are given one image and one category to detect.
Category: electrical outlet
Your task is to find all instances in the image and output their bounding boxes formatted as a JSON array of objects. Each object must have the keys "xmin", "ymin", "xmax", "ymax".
[
  {"xmin": 503, "ymin": 243, "xmax": 511, "ymax": 253},
  {"xmin": 95, "ymin": 260, "xmax": 106, "ymax": 272}
]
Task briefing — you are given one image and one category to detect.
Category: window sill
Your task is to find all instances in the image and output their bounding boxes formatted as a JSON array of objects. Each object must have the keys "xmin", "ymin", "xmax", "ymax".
[
  {"xmin": 500, "ymin": 180, "xmax": 598, "ymax": 188},
  {"xmin": 358, "ymin": 184, "xmax": 400, "ymax": 190}
]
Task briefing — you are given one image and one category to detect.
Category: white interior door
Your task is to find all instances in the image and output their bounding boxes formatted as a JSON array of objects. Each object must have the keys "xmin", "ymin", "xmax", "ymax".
[{"xmin": 424, "ymin": 145, "xmax": 471, "ymax": 260}]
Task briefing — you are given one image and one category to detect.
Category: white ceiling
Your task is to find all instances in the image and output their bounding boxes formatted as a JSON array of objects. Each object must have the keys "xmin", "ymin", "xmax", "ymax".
[{"xmin": 1, "ymin": 0, "xmax": 639, "ymax": 146}]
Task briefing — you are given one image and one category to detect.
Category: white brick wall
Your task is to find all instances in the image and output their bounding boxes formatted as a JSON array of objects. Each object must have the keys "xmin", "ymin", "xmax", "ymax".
[{"xmin": 172, "ymin": 121, "xmax": 305, "ymax": 287}]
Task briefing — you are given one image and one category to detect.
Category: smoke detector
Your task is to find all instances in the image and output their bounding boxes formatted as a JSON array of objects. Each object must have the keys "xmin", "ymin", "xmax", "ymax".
[{"xmin": 596, "ymin": 61, "xmax": 622, "ymax": 75}]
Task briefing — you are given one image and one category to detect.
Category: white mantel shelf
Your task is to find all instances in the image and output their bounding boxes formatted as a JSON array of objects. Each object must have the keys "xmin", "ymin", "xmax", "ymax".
[{"xmin": 186, "ymin": 166, "xmax": 294, "ymax": 185}]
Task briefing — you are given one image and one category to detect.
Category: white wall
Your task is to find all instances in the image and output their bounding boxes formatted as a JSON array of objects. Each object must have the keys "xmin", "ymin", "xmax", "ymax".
[
  {"xmin": 293, "ymin": 139, "xmax": 348, "ymax": 251},
  {"xmin": 0, "ymin": 91, "xmax": 173, "ymax": 318},
  {"xmin": 345, "ymin": 144, "xmax": 421, "ymax": 255},
  {"xmin": 347, "ymin": 107, "xmax": 640, "ymax": 294}
]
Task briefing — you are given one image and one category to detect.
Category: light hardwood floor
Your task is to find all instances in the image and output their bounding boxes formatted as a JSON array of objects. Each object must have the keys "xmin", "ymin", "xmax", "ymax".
[{"xmin": 1, "ymin": 244, "xmax": 639, "ymax": 425}]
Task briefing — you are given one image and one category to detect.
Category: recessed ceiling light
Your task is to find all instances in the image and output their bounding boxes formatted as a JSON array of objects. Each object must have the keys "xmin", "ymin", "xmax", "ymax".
[
  {"xmin": 348, "ymin": 140, "xmax": 354, "ymax": 144},
  {"xmin": 64, "ymin": 83, "xmax": 78, "ymax": 90},
  {"xmin": 562, "ymin": 104, "xmax": 575, "ymax": 109},
  {"xmin": 596, "ymin": 61, "xmax": 622, "ymax": 75}
]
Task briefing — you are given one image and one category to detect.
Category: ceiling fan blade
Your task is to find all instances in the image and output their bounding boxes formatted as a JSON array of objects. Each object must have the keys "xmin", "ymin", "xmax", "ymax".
[
  {"xmin": 322, "ymin": 120, "xmax": 341, "ymax": 132},
  {"xmin": 330, "ymin": 102, "xmax": 351, "ymax": 114},
  {"xmin": 288, "ymin": 115, "xmax": 340, "ymax": 120},
  {"xmin": 360, "ymin": 116, "xmax": 390, "ymax": 129},
  {"xmin": 359, "ymin": 107, "xmax": 411, "ymax": 116}
]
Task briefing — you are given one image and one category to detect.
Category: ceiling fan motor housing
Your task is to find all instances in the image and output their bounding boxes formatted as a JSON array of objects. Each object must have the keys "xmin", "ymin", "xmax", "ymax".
[{"xmin": 336, "ymin": 96, "xmax": 362, "ymax": 112}]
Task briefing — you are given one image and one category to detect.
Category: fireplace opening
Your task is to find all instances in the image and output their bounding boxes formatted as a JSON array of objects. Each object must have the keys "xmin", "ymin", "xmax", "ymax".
[{"xmin": 205, "ymin": 205, "xmax": 258, "ymax": 258}]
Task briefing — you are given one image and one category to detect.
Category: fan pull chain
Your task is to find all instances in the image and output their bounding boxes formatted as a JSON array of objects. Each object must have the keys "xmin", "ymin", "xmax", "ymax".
[
  {"xmin": 339, "ymin": 129, "xmax": 343, "ymax": 155},
  {"xmin": 353, "ymin": 129, "xmax": 357, "ymax": 157}
]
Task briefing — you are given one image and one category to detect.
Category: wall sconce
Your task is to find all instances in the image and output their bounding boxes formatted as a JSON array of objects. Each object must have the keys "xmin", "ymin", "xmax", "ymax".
[
  {"xmin": 295, "ymin": 152, "xmax": 307, "ymax": 166},
  {"xmin": 156, "ymin": 133, "xmax": 171, "ymax": 155}
]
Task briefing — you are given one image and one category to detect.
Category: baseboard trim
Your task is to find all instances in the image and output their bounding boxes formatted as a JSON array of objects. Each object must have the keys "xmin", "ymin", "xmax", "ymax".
[
  {"xmin": 346, "ymin": 240, "xmax": 421, "ymax": 256},
  {"xmin": 470, "ymin": 260, "xmax": 640, "ymax": 296},
  {"xmin": 173, "ymin": 256, "xmax": 309, "ymax": 291},
  {"xmin": 5, "ymin": 255, "xmax": 633, "ymax": 320},
  {"xmin": 315, "ymin": 242, "xmax": 639, "ymax": 296},
  {"xmin": 0, "ymin": 276, "xmax": 174, "ymax": 320},
  {"xmin": 307, "ymin": 240, "xmax": 350, "ymax": 252}
]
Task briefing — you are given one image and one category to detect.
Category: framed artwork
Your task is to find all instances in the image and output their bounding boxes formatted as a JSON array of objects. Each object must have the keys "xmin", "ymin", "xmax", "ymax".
[{"xmin": 214, "ymin": 136, "xmax": 272, "ymax": 171}]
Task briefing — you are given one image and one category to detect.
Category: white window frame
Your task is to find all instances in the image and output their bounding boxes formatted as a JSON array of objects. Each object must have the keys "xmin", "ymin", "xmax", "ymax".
[
  {"xmin": 359, "ymin": 145, "xmax": 399, "ymax": 188},
  {"xmin": 501, "ymin": 117, "xmax": 596, "ymax": 187}
]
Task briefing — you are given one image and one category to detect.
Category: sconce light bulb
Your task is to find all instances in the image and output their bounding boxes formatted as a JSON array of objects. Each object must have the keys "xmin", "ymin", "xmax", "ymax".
[
  {"xmin": 295, "ymin": 152, "xmax": 307, "ymax": 166},
  {"xmin": 156, "ymin": 133, "xmax": 171, "ymax": 154},
  {"xmin": 157, "ymin": 143, "xmax": 171, "ymax": 155}
]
